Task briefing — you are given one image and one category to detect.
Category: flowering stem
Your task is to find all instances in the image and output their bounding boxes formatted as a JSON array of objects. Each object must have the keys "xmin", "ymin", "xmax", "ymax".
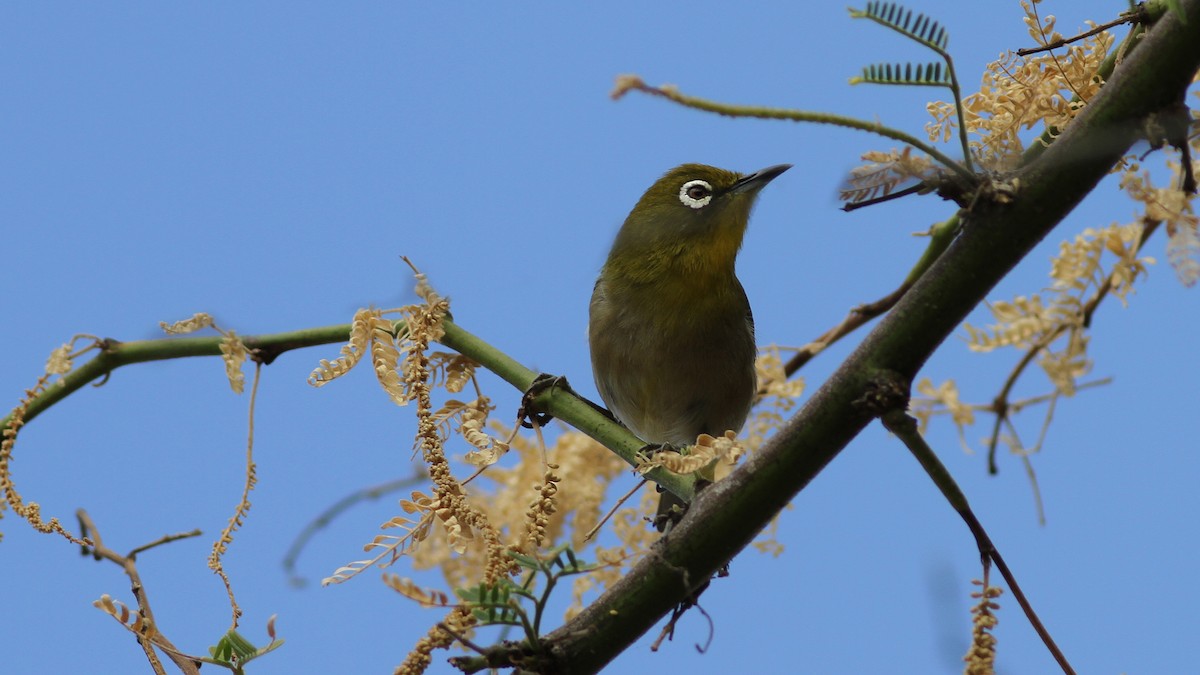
[{"xmin": 881, "ymin": 408, "xmax": 1075, "ymax": 675}]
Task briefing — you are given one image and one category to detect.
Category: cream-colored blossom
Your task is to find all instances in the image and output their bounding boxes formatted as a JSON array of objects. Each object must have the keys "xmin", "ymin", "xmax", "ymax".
[{"xmin": 926, "ymin": 4, "xmax": 1110, "ymax": 170}]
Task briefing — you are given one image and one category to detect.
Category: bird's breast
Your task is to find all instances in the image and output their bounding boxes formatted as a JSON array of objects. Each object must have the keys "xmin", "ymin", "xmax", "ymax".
[{"xmin": 588, "ymin": 275, "xmax": 756, "ymax": 446}]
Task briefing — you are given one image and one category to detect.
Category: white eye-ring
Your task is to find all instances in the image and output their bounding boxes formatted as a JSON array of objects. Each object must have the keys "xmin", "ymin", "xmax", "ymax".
[{"xmin": 678, "ymin": 179, "xmax": 714, "ymax": 209}]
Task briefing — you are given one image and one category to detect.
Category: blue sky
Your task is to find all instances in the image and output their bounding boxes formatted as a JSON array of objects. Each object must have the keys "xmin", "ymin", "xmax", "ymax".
[{"xmin": 3, "ymin": 2, "xmax": 1196, "ymax": 673}]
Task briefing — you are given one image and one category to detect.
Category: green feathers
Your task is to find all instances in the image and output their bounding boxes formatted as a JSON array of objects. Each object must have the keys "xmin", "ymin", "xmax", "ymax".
[{"xmin": 603, "ymin": 164, "xmax": 790, "ymax": 284}]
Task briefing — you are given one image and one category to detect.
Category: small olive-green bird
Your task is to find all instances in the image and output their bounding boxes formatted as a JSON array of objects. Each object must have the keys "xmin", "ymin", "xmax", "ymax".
[{"xmin": 588, "ymin": 163, "xmax": 790, "ymax": 529}]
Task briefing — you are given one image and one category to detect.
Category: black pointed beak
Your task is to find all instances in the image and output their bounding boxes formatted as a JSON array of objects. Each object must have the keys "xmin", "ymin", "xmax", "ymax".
[{"xmin": 730, "ymin": 164, "xmax": 792, "ymax": 194}]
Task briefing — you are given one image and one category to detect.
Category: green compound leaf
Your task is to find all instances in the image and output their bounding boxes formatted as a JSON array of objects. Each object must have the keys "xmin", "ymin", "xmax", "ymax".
[
  {"xmin": 851, "ymin": 62, "xmax": 951, "ymax": 87},
  {"xmin": 850, "ymin": 1, "xmax": 949, "ymax": 52}
]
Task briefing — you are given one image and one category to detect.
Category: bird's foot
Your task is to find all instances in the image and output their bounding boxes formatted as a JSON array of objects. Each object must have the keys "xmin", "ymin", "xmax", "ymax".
[
  {"xmin": 635, "ymin": 441, "xmax": 677, "ymax": 465},
  {"xmin": 518, "ymin": 373, "xmax": 569, "ymax": 428}
]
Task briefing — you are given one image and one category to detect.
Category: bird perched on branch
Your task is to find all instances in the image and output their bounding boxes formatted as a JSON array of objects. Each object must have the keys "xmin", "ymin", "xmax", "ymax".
[{"xmin": 589, "ymin": 162, "xmax": 790, "ymax": 530}]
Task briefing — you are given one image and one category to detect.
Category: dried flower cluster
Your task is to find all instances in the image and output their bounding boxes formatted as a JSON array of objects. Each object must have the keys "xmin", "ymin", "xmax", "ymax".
[
  {"xmin": 43, "ymin": 333, "xmax": 101, "ymax": 376},
  {"xmin": 635, "ymin": 431, "xmax": 745, "ymax": 476},
  {"xmin": 841, "ymin": 147, "xmax": 938, "ymax": 204},
  {"xmin": 401, "ymin": 606, "xmax": 475, "ymax": 675},
  {"xmin": 910, "ymin": 377, "xmax": 977, "ymax": 452},
  {"xmin": 305, "ymin": 270, "xmax": 630, "ymax": 672},
  {"xmin": 965, "ymin": 223, "xmax": 1152, "ymax": 391},
  {"xmin": 964, "ymin": 581, "xmax": 1003, "ymax": 675},
  {"xmin": 0, "ymin": 374, "xmax": 89, "ymax": 545},
  {"xmin": 162, "ymin": 313, "xmax": 248, "ymax": 394},
  {"xmin": 842, "ymin": 1, "xmax": 1114, "ymax": 204},
  {"xmin": 1122, "ymin": 158, "xmax": 1200, "ymax": 287},
  {"xmin": 160, "ymin": 313, "xmax": 262, "ymax": 625},
  {"xmin": 523, "ymin": 464, "xmax": 561, "ymax": 549},
  {"xmin": 929, "ymin": 1, "xmax": 1112, "ymax": 170},
  {"xmin": 911, "ymin": 4, "xmax": 1199, "ymax": 478},
  {"xmin": 310, "ymin": 268, "xmax": 809, "ymax": 666}
]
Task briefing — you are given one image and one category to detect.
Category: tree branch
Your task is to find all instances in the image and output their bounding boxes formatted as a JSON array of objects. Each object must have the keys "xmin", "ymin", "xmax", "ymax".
[
  {"xmin": 3, "ymin": 323, "xmax": 698, "ymax": 547},
  {"xmin": 78, "ymin": 509, "xmax": 203, "ymax": 675},
  {"xmin": 880, "ymin": 406, "xmax": 1073, "ymax": 674},
  {"xmin": 4, "ymin": 327, "xmax": 351, "ymax": 430},
  {"xmin": 528, "ymin": 5, "xmax": 1200, "ymax": 672}
]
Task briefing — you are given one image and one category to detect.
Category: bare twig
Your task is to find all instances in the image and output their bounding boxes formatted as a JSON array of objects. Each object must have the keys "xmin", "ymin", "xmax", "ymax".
[
  {"xmin": 77, "ymin": 509, "xmax": 203, "ymax": 675},
  {"xmin": 437, "ymin": 621, "xmax": 490, "ymax": 656},
  {"xmin": 282, "ymin": 471, "xmax": 427, "ymax": 586},
  {"xmin": 1016, "ymin": 7, "xmax": 1147, "ymax": 57},
  {"xmin": 782, "ymin": 281, "xmax": 912, "ymax": 378},
  {"xmin": 842, "ymin": 182, "xmax": 927, "ymax": 211},
  {"xmin": 612, "ymin": 76, "xmax": 977, "ymax": 184},
  {"xmin": 880, "ymin": 410, "xmax": 1075, "ymax": 675},
  {"xmin": 584, "ymin": 478, "xmax": 649, "ymax": 542}
]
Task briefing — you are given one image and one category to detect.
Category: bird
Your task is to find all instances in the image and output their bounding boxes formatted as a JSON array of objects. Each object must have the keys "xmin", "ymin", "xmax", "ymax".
[{"xmin": 588, "ymin": 162, "xmax": 790, "ymax": 530}]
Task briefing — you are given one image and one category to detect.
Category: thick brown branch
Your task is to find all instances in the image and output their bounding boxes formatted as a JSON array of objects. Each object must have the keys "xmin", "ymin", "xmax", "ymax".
[{"xmin": 518, "ymin": 6, "xmax": 1200, "ymax": 672}]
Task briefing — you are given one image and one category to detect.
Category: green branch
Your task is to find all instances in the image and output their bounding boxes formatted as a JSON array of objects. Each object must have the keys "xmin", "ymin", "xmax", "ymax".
[
  {"xmin": 437, "ymin": 321, "xmax": 695, "ymax": 499},
  {"xmin": 4, "ymin": 320, "xmax": 694, "ymax": 503},
  {"xmin": 4, "ymin": 327, "xmax": 349, "ymax": 430},
  {"xmin": 612, "ymin": 76, "xmax": 977, "ymax": 185}
]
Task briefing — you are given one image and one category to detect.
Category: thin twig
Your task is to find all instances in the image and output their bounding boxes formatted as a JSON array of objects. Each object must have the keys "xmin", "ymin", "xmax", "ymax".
[
  {"xmin": 782, "ymin": 281, "xmax": 911, "ymax": 378},
  {"xmin": 1016, "ymin": 8, "xmax": 1146, "ymax": 57},
  {"xmin": 783, "ymin": 214, "xmax": 964, "ymax": 381},
  {"xmin": 994, "ymin": 415, "xmax": 1048, "ymax": 525},
  {"xmin": 1025, "ymin": 0, "xmax": 1089, "ymax": 103},
  {"xmin": 691, "ymin": 602, "xmax": 715, "ymax": 654},
  {"xmin": 612, "ymin": 76, "xmax": 977, "ymax": 184},
  {"xmin": 209, "ymin": 362, "xmax": 265, "ymax": 630},
  {"xmin": 1010, "ymin": 378, "xmax": 1112, "ymax": 413},
  {"xmin": 841, "ymin": 182, "xmax": 927, "ymax": 211},
  {"xmin": 584, "ymin": 478, "xmax": 649, "ymax": 542},
  {"xmin": 77, "ymin": 509, "xmax": 202, "ymax": 675},
  {"xmin": 437, "ymin": 622, "xmax": 490, "ymax": 656},
  {"xmin": 129, "ymin": 529, "xmax": 204, "ymax": 558},
  {"xmin": 881, "ymin": 410, "xmax": 1075, "ymax": 675},
  {"xmin": 281, "ymin": 471, "xmax": 427, "ymax": 586}
]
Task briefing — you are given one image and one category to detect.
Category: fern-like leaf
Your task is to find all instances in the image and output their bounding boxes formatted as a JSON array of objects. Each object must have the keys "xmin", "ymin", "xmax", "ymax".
[
  {"xmin": 850, "ymin": 2, "xmax": 974, "ymax": 173},
  {"xmin": 850, "ymin": 2, "xmax": 949, "ymax": 52},
  {"xmin": 851, "ymin": 62, "xmax": 950, "ymax": 87}
]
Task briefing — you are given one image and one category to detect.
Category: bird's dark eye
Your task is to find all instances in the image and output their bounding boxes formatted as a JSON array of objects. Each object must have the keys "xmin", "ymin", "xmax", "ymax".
[{"xmin": 678, "ymin": 179, "xmax": 714, "ymax": 209}]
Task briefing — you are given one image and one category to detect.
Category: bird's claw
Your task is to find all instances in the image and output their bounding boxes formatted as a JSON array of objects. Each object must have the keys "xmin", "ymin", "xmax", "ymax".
[
  {"xmin": 519, "ymin": 373, "xmax": 568, "ymax": 428},
  {"xmin": 636, "ymin": 442, "xmax": 676, "ymax": 465}
]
